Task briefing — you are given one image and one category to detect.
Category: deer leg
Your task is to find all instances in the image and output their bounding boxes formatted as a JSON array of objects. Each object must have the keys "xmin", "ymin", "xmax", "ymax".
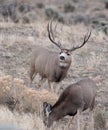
[
  {"xmin": 48, "ymin": 80, "xmax": 54, "ymax": 92},
  {"xmin": 30, "ymin": 73, "xmax": 36, "ymax": 86},
  {"xmin": 55, "ymin": 81, "xmax": 62, "ymax": 95},
  {"xmin": 77, "ymin": 109, "xmax": 83, "ymax": 130},
  {"xmin": 38, "ymin": 77, "xmax": 46, "ymax": 88},
  {"xmin": 89, "ymin": 98, "xmax": 95, "ymax": 130},
  {"xmin": 67, "ymin": 116, "xmax": 74, "ymax": 128},
  {"xmin": 29, "ymin": 67, "xmax": 36, "ymax": 87},
  {"xmin": 89, "ymin": 110, "xmax": 94, "ymax": 130},
  {"xmin": 77, "ymin": 110, "xmax": 80, "ymax": 130}
]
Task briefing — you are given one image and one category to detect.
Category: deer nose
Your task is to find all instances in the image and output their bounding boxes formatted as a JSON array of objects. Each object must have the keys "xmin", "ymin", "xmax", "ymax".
[{"xmin": 60, "ymin": 56, "xmax": 65, "ymax": 60}]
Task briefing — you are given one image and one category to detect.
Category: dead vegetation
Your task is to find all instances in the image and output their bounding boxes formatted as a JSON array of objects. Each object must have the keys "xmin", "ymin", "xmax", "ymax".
[
  {"xmin": 0, "ymin": 0, "xmax": 107, "ymax": 129},
  {"xmin": 0, "ymin": 20, "xmax": 107, "ymax": 129},
  {"xmin": 0, "ymin": 75, "xmax": 57, "ymax": 114}
]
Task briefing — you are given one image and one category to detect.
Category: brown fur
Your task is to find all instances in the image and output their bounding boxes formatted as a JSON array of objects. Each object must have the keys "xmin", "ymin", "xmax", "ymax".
[
  {"xmin": 29, "ymin": 21, "xmax": 91, "ymax": 90},
  {"xmin": 43, "ymin": 78, "xmax": 96, "ymax": 127},
  {"xmin": 29, "ymin": 46, "xmax": 71, "ymax": 84}
]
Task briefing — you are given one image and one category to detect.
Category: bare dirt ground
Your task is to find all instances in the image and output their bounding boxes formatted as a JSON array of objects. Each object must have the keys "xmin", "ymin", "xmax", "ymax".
[{"xmin": 0, "ymin": 0, "xmax": 108, "ymax": 130}]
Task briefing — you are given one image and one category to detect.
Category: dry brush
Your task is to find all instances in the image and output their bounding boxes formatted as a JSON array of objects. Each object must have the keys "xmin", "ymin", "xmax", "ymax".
[{"xmin": 0, "ymin": 75, "xmax": 57, "ymax": 114}]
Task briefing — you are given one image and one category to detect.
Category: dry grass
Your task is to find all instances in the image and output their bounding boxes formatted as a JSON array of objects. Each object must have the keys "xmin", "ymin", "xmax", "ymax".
[
  {"xmin": 0, "ymin": 75, "xmax": 57, "ymax": 114},
  {"xmin": 0, "ymin": 21, "xmax": 107, "ymax": 129},
  {"xmin": 0, "ymin": 104, "xmax": 107, "ymax": 130},
  {"xmin": 0, "ymin": 106, "xmax": 74, "ymax": 130},
  {"xmin": 0, "ymin": 75, "xmax": 107, "ymax": 130},
  {"xmin": 0, "ymin": 0, "xmax": 107, "ymax": 128},
  {"xmin": 0, "ymin": 106, "xmax": 43, "ymax": 130}
]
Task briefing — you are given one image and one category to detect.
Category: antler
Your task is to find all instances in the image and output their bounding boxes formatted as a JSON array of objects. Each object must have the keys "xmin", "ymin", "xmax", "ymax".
[
  {"xmin": 69, "ymin": 31, "xmax": 91, "ymax": 52},
  {"xmin": 47, "ymin": 19, "xmax": 62, "ymax": 49}
]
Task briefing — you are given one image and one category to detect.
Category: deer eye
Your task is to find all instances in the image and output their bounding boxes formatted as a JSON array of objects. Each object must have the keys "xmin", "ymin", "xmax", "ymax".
[{"xmin": 67, "ymin": 53, "xmax": 70, "ymax": 56}]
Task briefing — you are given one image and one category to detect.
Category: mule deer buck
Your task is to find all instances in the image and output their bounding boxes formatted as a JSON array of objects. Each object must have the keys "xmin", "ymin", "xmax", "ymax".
[
  {"xmin": 43, "ymin": 78, "xmax": 97, "ymax": 130},
  {"xmin": 29, "ymin": 20, "xmax": 91, "ymax": 91}
]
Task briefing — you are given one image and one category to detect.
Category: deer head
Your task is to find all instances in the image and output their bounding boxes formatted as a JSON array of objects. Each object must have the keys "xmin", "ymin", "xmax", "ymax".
[
  {"xmin": 47, "ymin": 20, "xmax": 91, "ymax": 68},
  {"xmin": 43, "ymin": 102, "xmax": 53, "ymax": 127}
]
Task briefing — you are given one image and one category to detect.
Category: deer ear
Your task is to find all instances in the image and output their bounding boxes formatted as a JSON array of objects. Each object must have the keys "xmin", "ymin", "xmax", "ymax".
[{"xmin": 43, "ymin": 102, "xmax": 52, "ymax": 117}]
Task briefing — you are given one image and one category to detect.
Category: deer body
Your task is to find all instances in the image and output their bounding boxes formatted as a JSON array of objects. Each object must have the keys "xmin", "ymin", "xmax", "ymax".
[
  {"xmin": 29, "ymin": 20, "xmax": 91, "ymax": 91},
  {"xmin": 43, "ymin": 78, "xmax": 96, "ymax": 127},
  {"xmin": 30, "ymin": 46, "xmax": 71, "ymax": 83}
]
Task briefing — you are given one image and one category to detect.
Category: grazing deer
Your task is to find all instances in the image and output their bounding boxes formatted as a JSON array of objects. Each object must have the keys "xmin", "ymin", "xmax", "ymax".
[
  {"xmin": 43, "ymin": 78, "xmax": 97, "ymax": 130},
  {"xmin": 29, "ymin": 20, "xmax": 91, "ymax": 91}
]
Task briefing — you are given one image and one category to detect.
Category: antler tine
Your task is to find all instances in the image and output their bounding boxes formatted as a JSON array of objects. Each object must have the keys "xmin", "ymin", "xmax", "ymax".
[
  {"xmin": 49, "ymin": 19, "xmax": 55, "ymax": 40},
  {"xmin": 70, "ymin": 31, "xmax": 91, "ymax": 52},
  {"xmin": 47, "ymin": 19, "xmax": 61, "ymax": 49}
]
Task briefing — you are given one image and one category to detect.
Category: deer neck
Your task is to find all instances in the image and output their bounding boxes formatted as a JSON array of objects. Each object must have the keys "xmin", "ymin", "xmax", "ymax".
[{"xmin": 50, "ymin": 108, "xmax": 63, "ymax": 122}]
